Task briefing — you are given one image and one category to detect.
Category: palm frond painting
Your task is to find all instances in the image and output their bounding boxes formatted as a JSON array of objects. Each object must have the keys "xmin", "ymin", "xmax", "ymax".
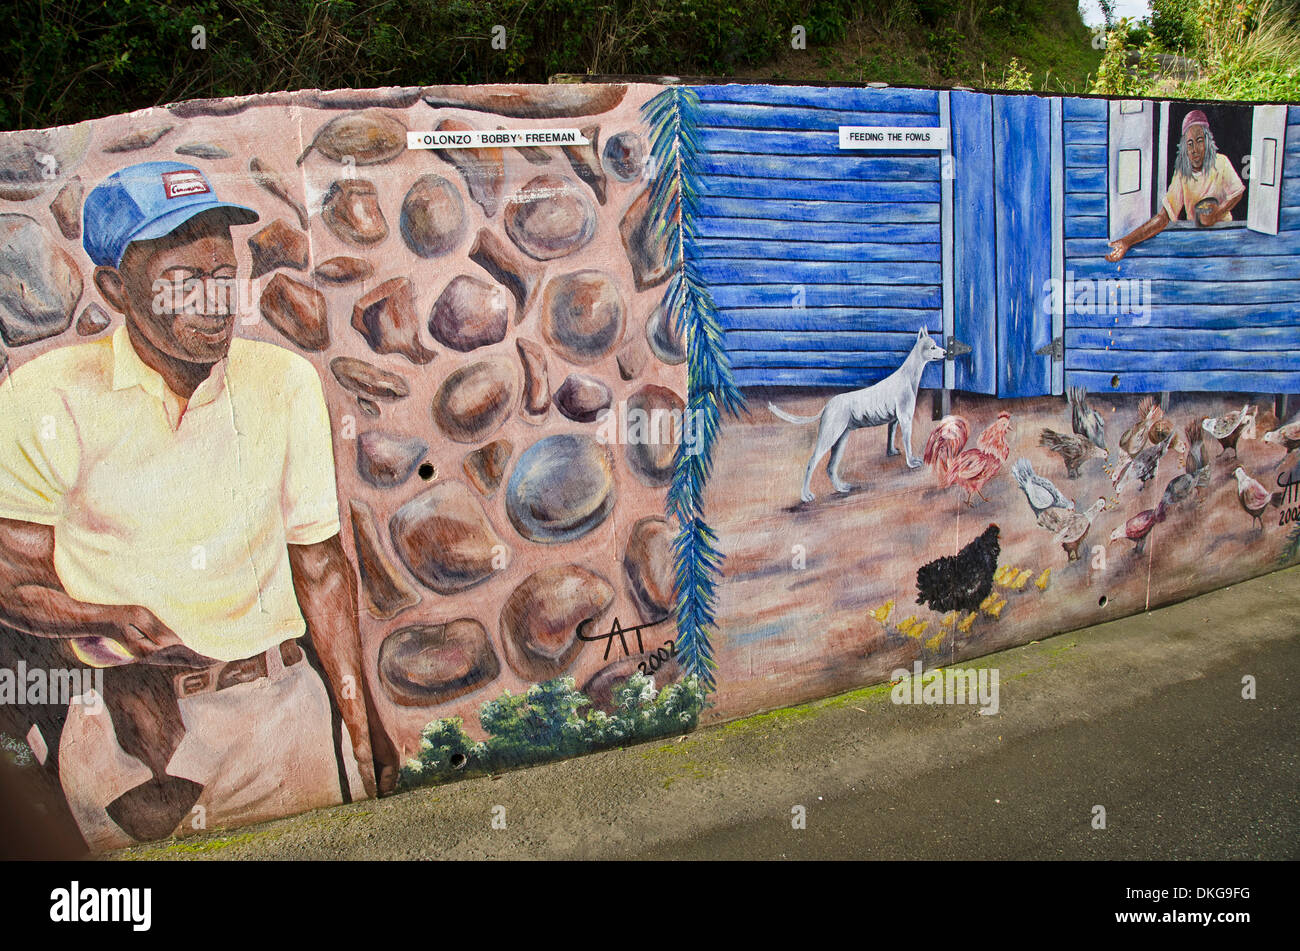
[{"xmin": 640, "ymin": 85, "xmax": 746, "ymax": 691}]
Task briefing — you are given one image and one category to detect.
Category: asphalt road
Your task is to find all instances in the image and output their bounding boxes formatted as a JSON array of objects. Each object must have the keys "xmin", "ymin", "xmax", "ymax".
[
  {"xmin": 640, "ymin": 633, "xmax": 1299, "ymax": 860},
  {"xmin": 102, "ymin": 564, "xmax": 1300, "ymax": 861}
]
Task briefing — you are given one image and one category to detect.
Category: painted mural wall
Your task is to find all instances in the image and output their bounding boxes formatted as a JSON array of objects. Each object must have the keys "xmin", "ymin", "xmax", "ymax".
[{"xmin": 0, "ymin": 82, "xmax": 1297, "ymax": 852}]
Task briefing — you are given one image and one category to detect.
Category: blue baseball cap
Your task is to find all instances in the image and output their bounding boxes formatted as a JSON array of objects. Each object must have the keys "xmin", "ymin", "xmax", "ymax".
[{"xmin": 82, "ymin": 161, "xmax": 259, "ymax": 268}]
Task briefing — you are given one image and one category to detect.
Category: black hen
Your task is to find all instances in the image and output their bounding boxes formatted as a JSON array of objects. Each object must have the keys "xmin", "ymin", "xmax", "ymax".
[{"xmin": 915, "ymin": 524, "xmax": 1001, "ymax": 614}]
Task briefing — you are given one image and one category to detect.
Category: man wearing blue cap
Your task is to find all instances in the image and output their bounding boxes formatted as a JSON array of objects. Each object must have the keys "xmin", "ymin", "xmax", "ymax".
[{"xmin": 0, "ymin": 161, "xmax": 398, "ymax": 848}]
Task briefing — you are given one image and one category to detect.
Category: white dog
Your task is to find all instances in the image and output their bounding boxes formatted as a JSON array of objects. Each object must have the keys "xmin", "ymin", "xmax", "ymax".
[{"xmin": 769, "ymin": 327, "xmax": 947, "ymax": 502}]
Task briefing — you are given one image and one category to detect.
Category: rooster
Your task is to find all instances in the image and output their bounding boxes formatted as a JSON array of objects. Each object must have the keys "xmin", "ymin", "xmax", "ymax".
[
  {"xmin": 915, "ymin": 524, "xmax": 1001, "ymax": 614},
  {"xmin": 924, "ymin": 412, "xmax": 1013, "ymax": 506},
  {"xmin": 1184, "ymin": 418, "xmax": 1211, "ymax": 499}
]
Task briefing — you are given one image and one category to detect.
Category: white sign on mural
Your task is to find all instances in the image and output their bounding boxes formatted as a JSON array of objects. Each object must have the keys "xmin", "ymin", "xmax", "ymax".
[
  {"xmin": 838, "ymin": 126, "xmax": 949, "ymax": 150},
  {"xmin": 407, "ymin": 128, "xmax": 590, "ymax": 150}
]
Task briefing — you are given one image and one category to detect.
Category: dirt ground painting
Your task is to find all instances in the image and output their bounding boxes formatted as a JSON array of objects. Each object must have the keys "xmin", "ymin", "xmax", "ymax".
[{"xmin": 702, "ymin": 388, "xmax": 1299, "ymax": 723}]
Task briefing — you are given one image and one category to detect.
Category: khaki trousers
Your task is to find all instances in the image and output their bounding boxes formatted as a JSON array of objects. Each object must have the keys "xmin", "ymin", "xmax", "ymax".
[{"xmin": 59, "ymin": 657, "xmax": 364, "ymax": 851}]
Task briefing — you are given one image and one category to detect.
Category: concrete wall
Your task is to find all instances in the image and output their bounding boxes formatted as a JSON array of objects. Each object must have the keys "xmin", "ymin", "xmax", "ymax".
[{"xmin": 0, "ymin": 82, "xmax": 1296, "ymax": 851}]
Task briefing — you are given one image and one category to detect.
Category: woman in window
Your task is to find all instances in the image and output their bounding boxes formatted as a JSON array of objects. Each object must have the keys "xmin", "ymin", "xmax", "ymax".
[{"xmin": 1106, "ymin": 109, "xmax": 1245, "ymax": 262}]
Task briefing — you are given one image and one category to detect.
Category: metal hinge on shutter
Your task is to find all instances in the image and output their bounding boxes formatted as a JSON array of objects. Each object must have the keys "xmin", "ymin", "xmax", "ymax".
[
  {"xmin": 1035, "ymin": 337, "xmax": 1064, "ymax": 360},
  {"xmin": 945, "ymin": 336, "xmax": 972, "ymax": 358}
]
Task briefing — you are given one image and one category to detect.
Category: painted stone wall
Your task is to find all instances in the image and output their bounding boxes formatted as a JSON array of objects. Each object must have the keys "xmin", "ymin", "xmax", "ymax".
[{"xmin": 0, "ymin": 83, "xmax": 692, "ymax": 850}]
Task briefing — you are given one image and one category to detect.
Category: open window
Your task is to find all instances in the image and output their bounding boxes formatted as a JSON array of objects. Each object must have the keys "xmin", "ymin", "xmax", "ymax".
[
  {"xmin": 1248, "ymin": 105, "xmax": 1288, "ymax": 235},
  {"xmin": 1107, "ymin": 100, "xmax": 1152, "ymax": 241},
  {"xmin": 1109, "ymin": 99, "xmax": 1287, "ymax": 238}
]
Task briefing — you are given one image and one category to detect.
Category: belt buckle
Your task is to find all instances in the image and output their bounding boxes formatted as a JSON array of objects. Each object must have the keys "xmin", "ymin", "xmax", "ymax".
[{"xmin": 176, "ymin": 669, "xmax": 214, "ymax": 698}]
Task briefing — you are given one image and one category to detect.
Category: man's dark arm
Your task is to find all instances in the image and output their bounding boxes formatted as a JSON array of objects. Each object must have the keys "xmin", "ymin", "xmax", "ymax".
[
  {"xmin": 0, "ymin": 517, "xmax": 181, "ymax": 657},
  {"xmin": 288, "ymin": 535, "xmax": 400, "ymax": 798}
]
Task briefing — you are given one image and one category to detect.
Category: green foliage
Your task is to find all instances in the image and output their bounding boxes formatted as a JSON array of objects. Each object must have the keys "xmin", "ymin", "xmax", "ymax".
[
  {"xmin": 1092, "ymin": 17, "xmax": 1163, "ymax": 95},
  {"xmin": 480, "ymin": 677, "xmax": 593, "ymax": 764},
  {"xmin": 399, "ymin": 673, "xmax": 708, "ymax": 790},
  {"xmin": 1150, "ymin": 0, "xmax": 1198, "ymax": 50},
  {"xmin": 0, "ymin": 0, "xmax": 819, "ymax": 130},
  {"xmin": 804, "ymin": 1, "xmax": 851, "ymax": 44},
  {"xmin": 992, "ymin": 55, "xmax": 1034, "ymax": 89},
  {"xmin": 1091, "ymin": 0, "xmax": 1300, "ymax": 100},
  {"xmin": 398, "ymin": 717, "xmax": 482, "ymax": 789},
  {"xmin": 641, "ymin": 86, "xmax": 746, "ymax": 692},
  {"xmin": 3, "ymin": 0, "xmax": 1114, "ymax": 130}
]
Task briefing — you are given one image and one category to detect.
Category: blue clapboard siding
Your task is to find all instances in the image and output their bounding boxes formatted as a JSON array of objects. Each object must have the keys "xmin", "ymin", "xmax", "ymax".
[
  {"xmin": 720, "ymin": 307, "xmax": 938, "ymax": 331},
  {"xmin": 694, "ymin": 239, "xmax": 941, "ymax": 262},
  {"xmin": 1061, "ymin": 98, "xmax": 1300, "ymax": 393},
  {"xmin": 694, "ymin": 85, "xmax": 944, "ymax": 390}
]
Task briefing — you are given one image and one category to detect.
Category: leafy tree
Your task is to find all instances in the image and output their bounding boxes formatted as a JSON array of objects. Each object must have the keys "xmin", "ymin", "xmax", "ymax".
[{"xmin": 1150, "ymin": 0, "xmax": 1199, "ymax": 49}]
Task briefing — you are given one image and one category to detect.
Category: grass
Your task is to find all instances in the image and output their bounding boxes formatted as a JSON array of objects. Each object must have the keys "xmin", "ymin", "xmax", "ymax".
[{"xmin": 731, "ymin": 0, "xmax": 1104, "ymax": 92}]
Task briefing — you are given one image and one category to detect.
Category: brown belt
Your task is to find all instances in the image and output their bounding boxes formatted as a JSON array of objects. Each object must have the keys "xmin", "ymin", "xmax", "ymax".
[{"xmin": 173, "ymin": 640, "xmax": 304, "ymax": 699}]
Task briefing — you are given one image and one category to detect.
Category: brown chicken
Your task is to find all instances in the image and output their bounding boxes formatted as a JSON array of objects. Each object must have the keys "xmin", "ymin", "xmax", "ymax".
[
  {"xmin": 1263, "ymin": 419, "xmax": 1300, "ymax": 455},
  {"xmin": 1119, "ymin": 396, "xmax": 1163, "ymax": 458},
  {"xmin": 1039, "ymin": 428, "xmax": 1106, "ymax": 479},
  {"xmin": 924, "ymin": 412, "xmax": 1014, "ymax": 506}
]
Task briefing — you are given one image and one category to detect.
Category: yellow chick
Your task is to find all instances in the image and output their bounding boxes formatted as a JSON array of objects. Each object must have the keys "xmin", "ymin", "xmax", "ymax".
[
  {"xmin": 940, "ymin": 611, "xmax": 957, "ymax": 629},
  {"xmin": 869, "ymin": 600, "xmax": 894, "ymax": 624},
  {"xmin": 1035, "ymin": 568, "xmax": 1051, "ymax": 592},
  {"xmin": 925, "ymin": 629, "xmax": 947, "ymax": 651},
  {"xmin": 994, "ymin": 564, "xmax": 1014, "ymax": 585},
  {"xmin": 984, "ymin": 596, "xmax": 1007, "ymax": 619},
  {"xmin": 979, "ymin": 593, "xmax": 998, "ymax": 611},
  {"xmin": 909, "ymin": 621, "xmax": 929, "ymax": 641},
  {"xmin": 1010, "ymin": 569, "xmax": 1032, "ymax": 591},
  {"xmin": 896, "ymin": 615, "xmax": 919, "ymax": 636},
  {"xmin": 957, "ymin": 612, "xmax": 977, "ymax": 633}
]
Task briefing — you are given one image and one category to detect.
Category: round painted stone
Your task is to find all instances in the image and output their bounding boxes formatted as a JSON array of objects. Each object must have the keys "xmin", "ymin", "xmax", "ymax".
[
  {"xmin": 504, "ymin": 433, "xmax": 615, "ymax": 543},
  {"xmin": 499, "ymin": 565, "xmax": 614, "ymax": 680},
  {"xmin": 431, "ymin": 359, "xmax": 516, "ymax": 443},
  {"xmin": 504, "ymin": 174, "xmax": 596, "ymax": 261},
  {"xmin": 378, "ymin": 619, "xmax": 500, "ymax": 706},
  {"xmin": 541, "ymin": 270, "xmax": 625, "ymax": 365}
]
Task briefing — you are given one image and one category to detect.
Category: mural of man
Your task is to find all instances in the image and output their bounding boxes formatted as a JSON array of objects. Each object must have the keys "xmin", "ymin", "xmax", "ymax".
[
  {"xmin": 1106, "ymin": 109, "xmax": 1246, "ymax": 262},
  {"xmin": 0, "ymin": 161, "xmax": 398, "ymax": 849}
]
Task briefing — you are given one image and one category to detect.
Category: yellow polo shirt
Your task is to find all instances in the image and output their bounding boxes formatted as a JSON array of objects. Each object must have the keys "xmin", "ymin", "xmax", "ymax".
[
  {"xmin": 0, "ymin": 327, "xmax": 341, "ymax": 663},
  {"xmin": 1163, "ymin": 152, "xmax": 1245, "ymax": 222}
]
